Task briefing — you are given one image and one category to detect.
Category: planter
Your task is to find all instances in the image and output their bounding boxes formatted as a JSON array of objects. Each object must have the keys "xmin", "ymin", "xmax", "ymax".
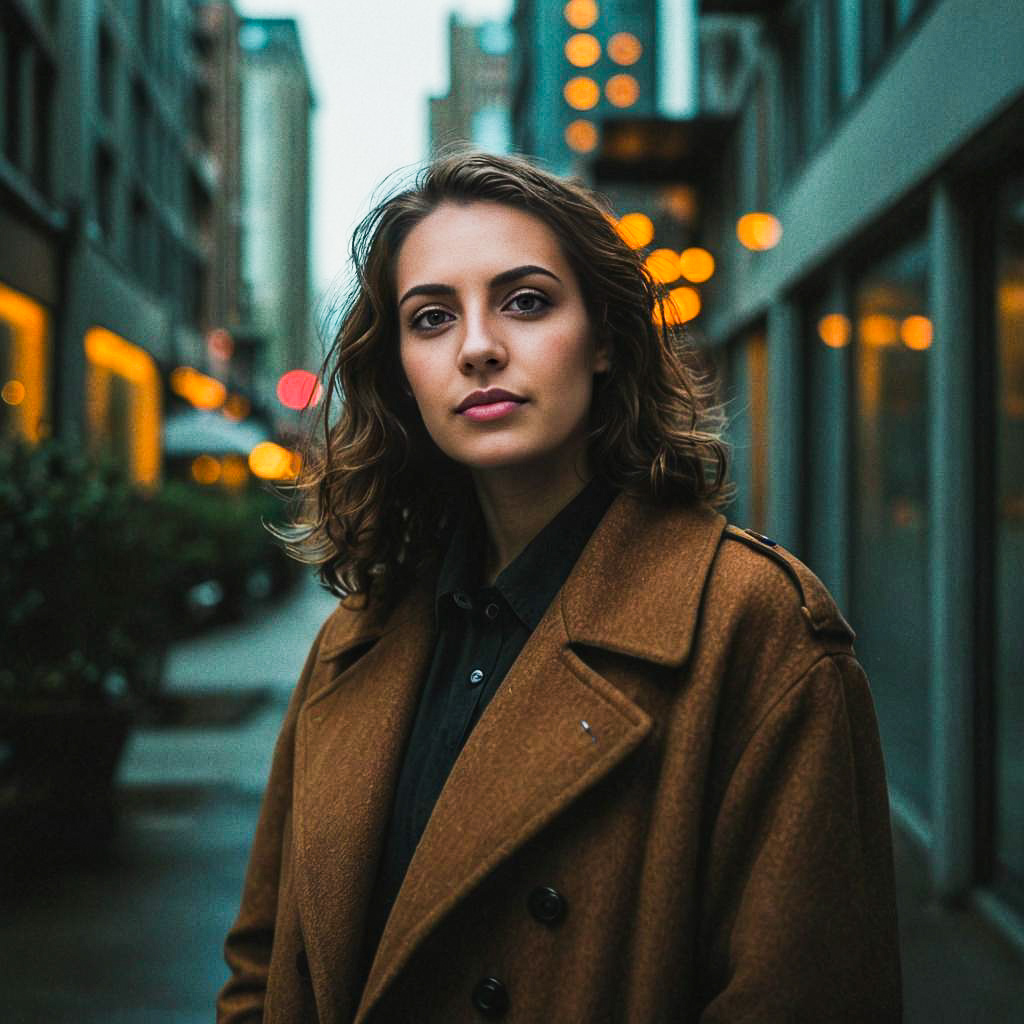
[{"xmin": 0, "ymin": 698, "xmax": 135, "ymax": 863}]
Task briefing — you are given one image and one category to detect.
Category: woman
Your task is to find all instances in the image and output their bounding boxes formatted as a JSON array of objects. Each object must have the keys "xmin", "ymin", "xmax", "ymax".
[{"xmin": 218, "ymin": 152, "xmax": 902, "ymax": 1023}]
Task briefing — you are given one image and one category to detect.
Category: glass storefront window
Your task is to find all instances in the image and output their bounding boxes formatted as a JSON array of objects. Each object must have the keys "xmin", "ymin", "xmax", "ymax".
[
  {"xmin": 852, "ymin": 234, "xmax": 931, "ymax": 824},
  {"xmin": 0, "ymin": 281, "xmax": 50, "ymax": 443},
  {"xmin": 802, "ymin": 294, "xmax": 850, "ymax": 595},
  {"xmin": 84, "ymin": 327, "xmax": 162, "ymax": 487},
  {"xmin": 994, "ymin": 176, "xmax": 1024, "ymax": 909},
  {"xmin": 726, "ymin": 328, "xmax": 769, "ymax": 533}
]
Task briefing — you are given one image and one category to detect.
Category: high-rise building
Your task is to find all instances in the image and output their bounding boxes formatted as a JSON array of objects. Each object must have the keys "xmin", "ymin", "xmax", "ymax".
[
  {"xmin": 238, "ymin": 17, "xmax": 314, "ymax": 410},
  {"xmin": 193, "ymin": 0, "xmax": 245, "ymax": 336},
  {"xmin": 429, "ymin": 16, "xmax": 512, "ymax": 157},
  {"xmin": 511, "ymin": 0, "xmax": 659, "ymax": 175}
]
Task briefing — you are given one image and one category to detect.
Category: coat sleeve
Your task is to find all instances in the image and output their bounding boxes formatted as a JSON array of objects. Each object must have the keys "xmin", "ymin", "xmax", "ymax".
[
  {"xmin": 695, "ymin": 653, "xmax": 903, "ymax": 1022},
  {"xmin": 215, "ymin": 620, "xmax": 328, "ymax": 1023}
]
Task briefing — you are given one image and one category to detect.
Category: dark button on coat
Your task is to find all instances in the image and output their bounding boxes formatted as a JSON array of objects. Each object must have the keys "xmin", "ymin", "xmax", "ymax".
[{"xmin": 217, "ymin": 494, "xmax": 902, "ymax": 1022}]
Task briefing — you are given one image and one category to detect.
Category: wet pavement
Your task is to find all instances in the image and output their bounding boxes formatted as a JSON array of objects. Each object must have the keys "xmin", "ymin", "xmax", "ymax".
[{"xmin": 1, "ymin": 573, "xmax": 1022, "ymax": 1022}]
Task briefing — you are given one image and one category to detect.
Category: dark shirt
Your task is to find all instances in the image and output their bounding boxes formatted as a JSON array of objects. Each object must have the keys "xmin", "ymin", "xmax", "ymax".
[{"xmin": 359, "ymin": 475, "xmax": 619, "ymax": 978}]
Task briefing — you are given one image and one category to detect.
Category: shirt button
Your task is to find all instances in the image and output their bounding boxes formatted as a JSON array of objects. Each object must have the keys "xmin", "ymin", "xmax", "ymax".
[
  {"xmin": 469, "ymin": 669, "xmax": 485, "ymax": 685},
  {"xmin": 484, "ymin": 602, "xmax": 500, "ymax": 620}
]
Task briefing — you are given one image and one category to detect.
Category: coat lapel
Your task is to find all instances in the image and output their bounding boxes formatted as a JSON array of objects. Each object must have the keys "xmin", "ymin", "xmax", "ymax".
[
  {"xmin": 355, "ymin": 494, "xmax": 726, "ymax": 1021},
  {"xmin": 292, "ymin": 576, "xmax": 436, "ymax": 1022}
]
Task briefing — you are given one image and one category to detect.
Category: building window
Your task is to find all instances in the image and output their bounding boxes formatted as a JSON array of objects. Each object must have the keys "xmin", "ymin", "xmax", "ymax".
[
  {"xmin": 84, "ymin": 327, "xmax": 161, "ymax": 487},
  {"xmin": 726, "ymin": 327, "xmax": 770, "ymax": 533},
  {"xmin": 780, "ymin": 6, "xmax": 808, "ymax": 178},
  {"xmin": 95, "ymin": 143, "xmax": 116, "ymax": 243},
  {"xmin": 130, "ymin": 189, "xmax": 151, "ymax": 288},
  {"xmin": 851, "ymin": 231, "xmax": 931, "ymax": 826},
  {"xmin": 801, "ymin": 289, "xmax": 849, "ymax": 594},
  {"xmin": 98, "ymin": 21, "xmax": 115, "ymax": 121},
  {"xmin": 992, "ymin": 174, "xmax": 1024, "ymax": 913},
  {"xmin": 0, "ymin": 282, "xmax": 50, "ymax": 443}
]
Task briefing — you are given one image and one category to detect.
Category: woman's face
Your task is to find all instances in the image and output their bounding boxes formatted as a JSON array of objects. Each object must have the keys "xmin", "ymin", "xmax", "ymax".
[{"xmin": 395, "ymin": 201, "xmax": 609, "ymax": 484}]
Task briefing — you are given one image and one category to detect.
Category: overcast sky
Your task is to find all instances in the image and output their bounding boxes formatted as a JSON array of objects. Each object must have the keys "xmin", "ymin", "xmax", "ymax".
[{"xmin": 240, "ymin": 0, "xmax": 513, "ymax": 306}]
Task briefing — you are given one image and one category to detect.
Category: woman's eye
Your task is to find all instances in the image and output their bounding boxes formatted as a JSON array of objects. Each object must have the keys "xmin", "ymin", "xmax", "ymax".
[
  {"xmin": 411, "ymin": 308, "xmax": 452, "ymax": 330},
  {"xmin": 506, "ymin": 291, "xmax": 549, "ymax": 314}
]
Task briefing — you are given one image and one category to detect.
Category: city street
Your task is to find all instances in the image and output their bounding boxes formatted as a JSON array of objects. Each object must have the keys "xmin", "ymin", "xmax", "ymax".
[{"xmin": 1, "ymin": 574, "xmax": 1021, "ymax": 1023}]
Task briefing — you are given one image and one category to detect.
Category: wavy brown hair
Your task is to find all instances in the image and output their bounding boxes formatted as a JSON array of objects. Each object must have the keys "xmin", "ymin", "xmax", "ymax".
[{"xmin": 280, "ymin": 150, "xmax": 731, "ymax": 612}]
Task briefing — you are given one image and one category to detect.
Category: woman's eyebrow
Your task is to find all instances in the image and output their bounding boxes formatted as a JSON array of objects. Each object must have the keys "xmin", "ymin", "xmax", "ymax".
[{"xmin": 398, "ymin": 264, "xmax": 562, "ymax": 307}]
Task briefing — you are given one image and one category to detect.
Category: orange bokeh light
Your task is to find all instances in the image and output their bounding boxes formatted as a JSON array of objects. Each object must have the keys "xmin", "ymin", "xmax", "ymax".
[
  {"xmin": 2, "ymin": 379, "xmax": 26, "ymax": 405},
  {"xmin": 901, "ymin": 315, "xmax": 933, "ymax": 350},
  {"xmin": 564, "ymin": 76, "xmax": 600, "ymax": 110},
  {"xmin": 860, "ymin": 314, "xmax": 899, "ymax": 347},
  {"xmin": 220, "ymin": 455, "xmax": 249, "ymax": 489},
  {"xmin": 170, "ymin": 366, "xmax": 227, "ymax": 410},
  {"xmin": 564, "ymin": 0, "xmax": 598, "ymax": 30},
  {"xmin": 191, "ymin": 454, "xmax": 221, "ymax": 485},
  {"xmin": 605, "ymin": 73, "xmax": 639, "ymax": 108},
  {"xmin": 607, "ymin": 32, "xmax": 642, "ymax": 65},
  {"xmin": 249, "ymin": 442, "xmax": 301, "ymax": 481},
  {"xmin": 615, "ymin": 212, "xmax": 654, "ymax": 249},
  {"xmin": 565, "ymin": 119, "xmax": 598, "ymax": 153},
  {"xmin": 655, "ymin": 286, "xmax": 701, "ymax": 326},
  {"xmin": 736, "ymin": 212, "xmax": 783, "ymax": 251},
  {"xmin": 818, "ymin": 313, "xmax": 852, "ymax": 348},
  {"xmin": 678, "ymin": 247, "xmax": 715, "ymax": 283},
  {"xmin": 565, "ymin": 33, "xmax": 600, "ymax": 67},
  {"xmin": 644, "ymin": 249, "xmax": 680, "ymax": 284}
]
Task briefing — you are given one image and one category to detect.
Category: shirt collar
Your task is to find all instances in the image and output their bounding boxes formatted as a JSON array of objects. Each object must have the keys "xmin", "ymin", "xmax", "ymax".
[{"xmin": 435, "ymin": 476, "xmax": 619, "ymax": 631}]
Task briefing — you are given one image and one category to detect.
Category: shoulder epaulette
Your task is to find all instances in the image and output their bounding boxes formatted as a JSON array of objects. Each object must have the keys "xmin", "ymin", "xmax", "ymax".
[{"xmin": 722, "ymin": 525, "xmax": 855, "ymax": 642}]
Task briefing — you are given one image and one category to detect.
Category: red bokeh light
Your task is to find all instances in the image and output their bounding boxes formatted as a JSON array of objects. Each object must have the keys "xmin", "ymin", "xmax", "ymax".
[{"xmin": 276, "ymin": 369, "xmax": 323, "ymax": 410}]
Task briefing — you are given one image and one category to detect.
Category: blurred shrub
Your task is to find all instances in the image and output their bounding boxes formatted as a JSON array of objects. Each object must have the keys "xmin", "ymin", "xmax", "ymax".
[
  {"xmin": 0, "ymin": 439, "xmax": 301, "ymax": 703},
  {"xmin": 0, "ymin": 440, "xmax": 176, "ymax": 704}
]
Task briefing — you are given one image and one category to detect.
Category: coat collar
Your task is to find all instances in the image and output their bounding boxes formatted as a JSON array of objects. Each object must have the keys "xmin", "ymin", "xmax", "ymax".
[
  {"xmin": 559, "ymin": 491, "xmax": 726, "ymax": 666},
  {"xmin": 316, "ymin": 490, "xmax": 726, "ymax": 672},
  {"xmin": 292, "ymin": 491, "xmax": 726, "ymax": 1023}
]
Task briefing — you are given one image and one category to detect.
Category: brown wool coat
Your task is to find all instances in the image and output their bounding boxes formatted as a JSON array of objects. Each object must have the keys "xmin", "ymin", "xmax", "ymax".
[{"xmin": 218, "ymin": 493, "xmax": 902, "ymax": 1023}]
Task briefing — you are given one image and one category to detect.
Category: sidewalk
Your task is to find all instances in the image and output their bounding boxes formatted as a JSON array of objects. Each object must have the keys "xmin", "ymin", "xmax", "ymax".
[{"xmin": 1, "ymin": 572, "xmax": 1022, "ymax": 1022}]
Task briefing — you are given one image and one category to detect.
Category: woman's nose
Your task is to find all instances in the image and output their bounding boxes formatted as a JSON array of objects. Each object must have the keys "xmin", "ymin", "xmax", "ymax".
[{"xmin": 458, "ymin": 314, "xmax": 507, "ymax": 372}]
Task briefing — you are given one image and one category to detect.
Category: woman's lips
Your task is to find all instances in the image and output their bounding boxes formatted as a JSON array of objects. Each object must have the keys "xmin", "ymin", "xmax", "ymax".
[{"xmin": 460, "ymin": 400, "xmax": 525, "ymax": 422}]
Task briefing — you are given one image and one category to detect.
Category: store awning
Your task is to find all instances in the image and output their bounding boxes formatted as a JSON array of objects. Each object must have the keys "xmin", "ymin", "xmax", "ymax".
[{"xmin": 163, "ymin": 409, "xmax": 272, "ymax": 457}]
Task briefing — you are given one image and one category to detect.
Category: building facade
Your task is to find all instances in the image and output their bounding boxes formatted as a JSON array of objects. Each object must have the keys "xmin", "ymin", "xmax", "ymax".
[
  {"xmin": 687, "ymin": 0, "xmax": 1024, "ymax": 958},
  {"xmin": 429, "ymin": 15, "xmax": 512, "ymax": 157},
  {"xmin": 0, "ymin": 0, "xmax": 248, "ymax": 485},
  {"xmin": 238, "ymin": 17, "xmax": 314, "ymax": 410}
]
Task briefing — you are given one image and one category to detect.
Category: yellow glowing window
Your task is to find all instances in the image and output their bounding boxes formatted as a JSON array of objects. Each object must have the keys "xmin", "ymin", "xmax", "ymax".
[
  {"xmin": 84, "ymin": 327, "xmax": 162, "ymax": 487},
  {"xmin": 565, "ymin": 119, "xmax": 598, "ymax": 153},
  {"xmin": 564, "ymin": 0, "xmax": 598, "ymax": 30},
  {"xmin": 605, "ymin": 73, "xmax": 639, "ymax": 108},
  {"xmin": 615, "ymin": 212, "xmax": 654, "ymax": 249},
  {"xmin": 564, "ymin": 76, "xmax": 600, "ymax": 110},
  {"xmin": 565, "ymin": 33, "xmax": 601, "ymax": 67},
  {"xmin": 607, "ymin": 32, "xmax": 642, "ymax": 66},
  {"xmin": 679, "ymin": 247, "xmax": 715, "ymax": 283},
  {"xmin": 0, "ymin": 281, "xmax": 50, "ymax": 444}
]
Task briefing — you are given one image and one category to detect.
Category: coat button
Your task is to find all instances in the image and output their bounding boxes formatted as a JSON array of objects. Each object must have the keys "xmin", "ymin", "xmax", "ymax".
[
  {"xmin": 528, "ymin": 885, "xmax": 567, "ymax": 925},
  {"xmin": 295, "ymin": 949, "xmax": 310, "ymax": 979},
  {"xmin": 471, "ymin": 976, "xmax": 509, "ymax": 1018}
]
